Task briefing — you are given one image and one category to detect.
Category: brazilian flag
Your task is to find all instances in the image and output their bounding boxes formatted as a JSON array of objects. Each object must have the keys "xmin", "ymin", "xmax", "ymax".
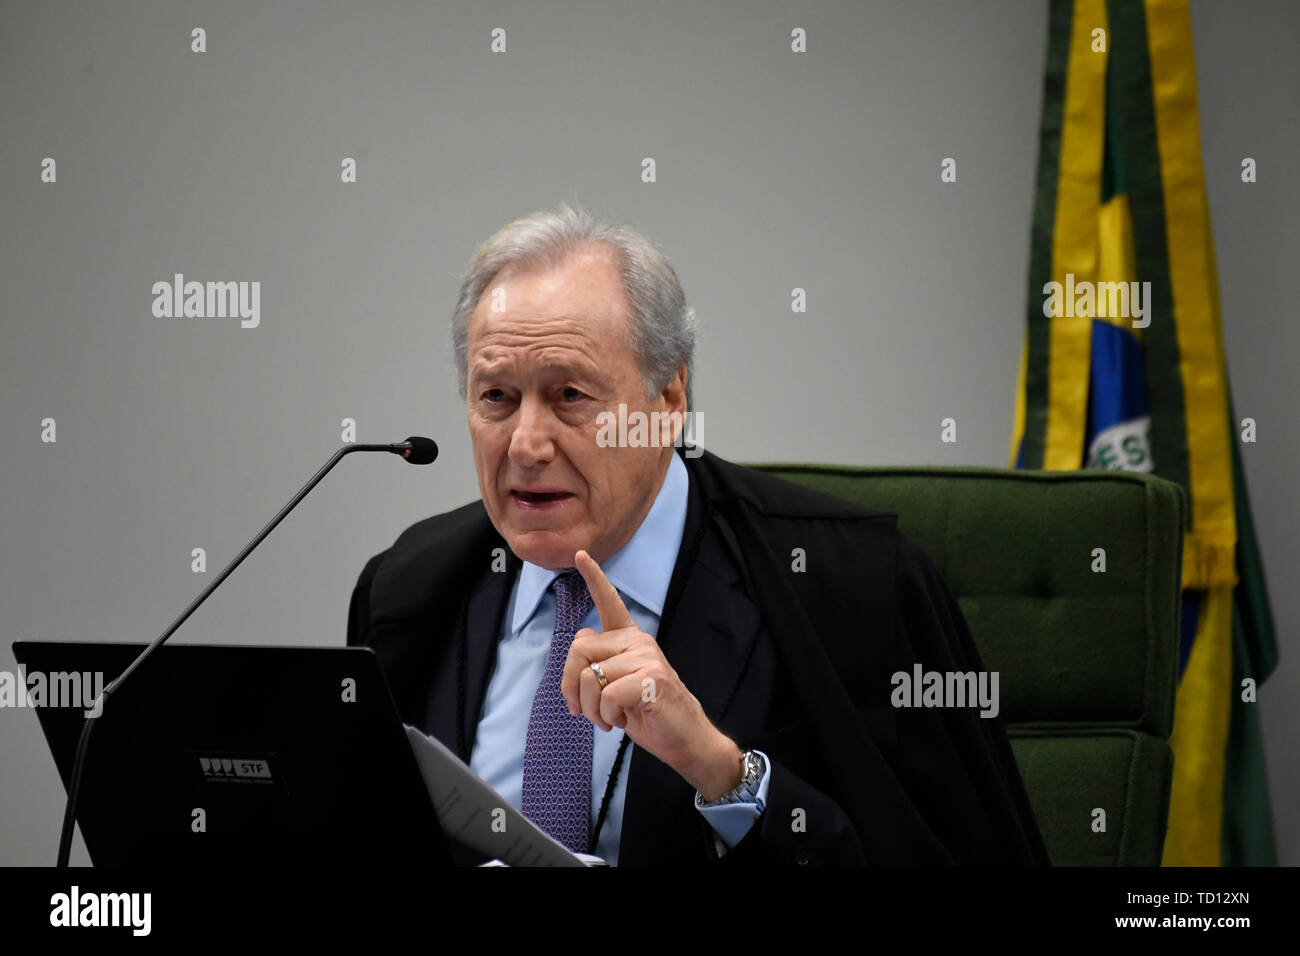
[{"xmin": 1009, "ymin": 0, "xmax": 1278, "ymax": 865}]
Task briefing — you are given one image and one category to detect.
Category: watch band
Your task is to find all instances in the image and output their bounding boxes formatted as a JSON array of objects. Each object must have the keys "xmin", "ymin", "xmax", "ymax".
[{"xmin": 696, "ymin": 750, "xmax": 766, "ymax": 807}]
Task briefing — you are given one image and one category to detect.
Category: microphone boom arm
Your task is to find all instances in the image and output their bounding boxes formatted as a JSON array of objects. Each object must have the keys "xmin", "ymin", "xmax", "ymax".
[{"xmin": 54, "ymin": 440, "xmax": 429, "ymax": 867}]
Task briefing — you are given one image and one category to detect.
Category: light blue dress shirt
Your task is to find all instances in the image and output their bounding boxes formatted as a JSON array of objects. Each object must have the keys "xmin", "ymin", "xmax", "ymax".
[{"xmin": 468, "ymin": 450, "xmax": 772, "ymax": 864}]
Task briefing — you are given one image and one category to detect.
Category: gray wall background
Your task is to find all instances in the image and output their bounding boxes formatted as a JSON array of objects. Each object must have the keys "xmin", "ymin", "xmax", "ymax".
[{"xmin": 1, "ymin": 0, "xmax": 1294, "ymax": 866}]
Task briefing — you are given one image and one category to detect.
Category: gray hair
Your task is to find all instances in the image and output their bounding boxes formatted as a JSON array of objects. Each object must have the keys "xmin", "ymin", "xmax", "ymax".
[{"xmin": 452, "ymin": 202, "xmax": 697, "ymax": 409}]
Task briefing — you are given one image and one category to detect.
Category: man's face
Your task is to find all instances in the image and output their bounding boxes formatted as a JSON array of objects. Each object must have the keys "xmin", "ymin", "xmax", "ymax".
[{"xmin": 465, "ymin": 246, "xmax": 686, "ymax": 570}]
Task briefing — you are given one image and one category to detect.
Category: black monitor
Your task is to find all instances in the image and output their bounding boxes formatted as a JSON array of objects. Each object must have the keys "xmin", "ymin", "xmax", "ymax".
[{"xmin": 11, "ymin": 641, "xmax": 451, "ymax": 867}]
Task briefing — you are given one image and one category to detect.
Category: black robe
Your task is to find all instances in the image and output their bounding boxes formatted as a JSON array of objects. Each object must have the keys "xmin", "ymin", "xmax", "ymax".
[{"xmin": 347, "ymin": 447, "xmax": 1050, "ymax": 866}]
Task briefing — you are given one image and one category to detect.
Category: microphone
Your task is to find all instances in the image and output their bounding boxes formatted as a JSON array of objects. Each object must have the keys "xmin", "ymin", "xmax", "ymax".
[
  {"xmin": 54, "ymin": 436, "xmax": 439, "ymax": 867},
  {"xmin": 393, "ymin": 436, "xmax": 439, "ymax": 465}
]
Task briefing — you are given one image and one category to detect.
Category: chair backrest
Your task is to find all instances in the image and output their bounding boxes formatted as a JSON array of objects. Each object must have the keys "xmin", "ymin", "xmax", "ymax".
[{"xmin": 748, "ymin": 462, "xmax": 1185, "ymax": 866}]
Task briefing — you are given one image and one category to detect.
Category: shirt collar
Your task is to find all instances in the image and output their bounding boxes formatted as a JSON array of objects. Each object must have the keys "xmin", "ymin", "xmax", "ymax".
[{"xmin": 510, "ymin": 451, "xmax": 690, "ymax": 634}]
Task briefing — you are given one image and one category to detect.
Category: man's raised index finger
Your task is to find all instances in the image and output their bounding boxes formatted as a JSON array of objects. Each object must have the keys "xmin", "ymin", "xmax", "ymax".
[{"xmin": 574, "ymin": 549, "xmax": 635, "ymax": 631}]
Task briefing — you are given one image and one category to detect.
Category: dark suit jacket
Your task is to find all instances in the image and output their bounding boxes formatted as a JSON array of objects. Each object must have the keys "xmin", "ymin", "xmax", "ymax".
[{"xmin": 347, "ymin": 448, "xmax": 1050, "ymax": 866}]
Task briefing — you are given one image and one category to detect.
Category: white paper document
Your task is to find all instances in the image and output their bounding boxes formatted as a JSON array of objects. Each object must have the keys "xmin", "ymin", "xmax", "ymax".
[{"xmin": 403, "ymin": 724, "xmax": 606, "ymax": 867}]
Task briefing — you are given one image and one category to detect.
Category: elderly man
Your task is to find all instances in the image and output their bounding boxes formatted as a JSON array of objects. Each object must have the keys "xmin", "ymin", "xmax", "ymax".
[{"xmin": 347, "ymin": 203, "xmax": 1049, "ymax": 866}]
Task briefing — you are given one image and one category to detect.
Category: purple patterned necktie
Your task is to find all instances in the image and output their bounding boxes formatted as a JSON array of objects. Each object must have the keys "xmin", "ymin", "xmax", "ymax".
[{"xmin": 521, "ymin": 571, "xmax": 595, "ymax": 853}]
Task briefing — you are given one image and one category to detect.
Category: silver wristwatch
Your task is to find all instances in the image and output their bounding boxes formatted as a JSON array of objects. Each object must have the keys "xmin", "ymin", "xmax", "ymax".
[{"xmin": 698, "ymin": 749, "xmax": 766, "ymax": 806}]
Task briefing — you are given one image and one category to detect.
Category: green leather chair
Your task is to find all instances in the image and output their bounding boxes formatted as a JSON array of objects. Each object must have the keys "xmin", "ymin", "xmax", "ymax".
[{"xmin": 749, "ymin": 463, "xmax": 1185, "ymax": 866}]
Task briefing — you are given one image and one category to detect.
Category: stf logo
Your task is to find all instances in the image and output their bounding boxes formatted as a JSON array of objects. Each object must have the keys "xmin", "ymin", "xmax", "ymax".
[{"xmin": 199, "ymin": 756, "xmax": 272, "ymax": 781}]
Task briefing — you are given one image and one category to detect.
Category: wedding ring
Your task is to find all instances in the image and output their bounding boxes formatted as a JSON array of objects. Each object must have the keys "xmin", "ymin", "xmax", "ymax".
[{"xmin": 590, "ymin": 662, "xmax": 608, "ymax": 688}]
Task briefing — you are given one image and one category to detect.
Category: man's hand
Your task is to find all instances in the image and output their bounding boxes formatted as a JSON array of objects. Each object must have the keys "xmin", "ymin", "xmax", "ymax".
[{"xmin": 559, "ymin": 549, "xmax": 745, "ymax": 801}]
